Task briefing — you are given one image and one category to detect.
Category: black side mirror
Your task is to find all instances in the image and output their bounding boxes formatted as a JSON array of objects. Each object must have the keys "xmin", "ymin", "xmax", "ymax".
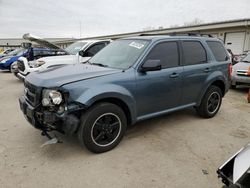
[
  {"xmin": 140, "ymin": 60, "xmax": 162, "ymax": 72},
  {"xmin": 79, "ymin": 50, "xmax": 88, "ymax": 57}
]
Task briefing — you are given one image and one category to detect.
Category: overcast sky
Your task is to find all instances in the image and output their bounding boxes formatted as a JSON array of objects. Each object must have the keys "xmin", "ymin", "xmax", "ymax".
[{"xmin": 0, "ymin": 0, "xmax": 250, "ymax": 39}]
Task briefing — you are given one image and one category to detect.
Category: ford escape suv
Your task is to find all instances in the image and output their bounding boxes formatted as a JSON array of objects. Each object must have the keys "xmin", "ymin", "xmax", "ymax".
[{"xmin": 19, "ymin": 35, "xmax": 231, "ymax": 153}]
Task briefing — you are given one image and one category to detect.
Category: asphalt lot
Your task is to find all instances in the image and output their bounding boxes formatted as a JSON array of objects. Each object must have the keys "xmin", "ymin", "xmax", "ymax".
[{"xmin": 0, "ymin": 71, "xmax": 249, "ymax": 188}]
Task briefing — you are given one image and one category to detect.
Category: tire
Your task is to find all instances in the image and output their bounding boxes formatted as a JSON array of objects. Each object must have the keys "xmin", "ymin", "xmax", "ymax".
[
  {"xmin": 78, "ymin": 102, "xmax": 127, "ymax": 153},
  {"xmin": 196, "ymin": 85, "xmax": 222, "ymax": 118}
]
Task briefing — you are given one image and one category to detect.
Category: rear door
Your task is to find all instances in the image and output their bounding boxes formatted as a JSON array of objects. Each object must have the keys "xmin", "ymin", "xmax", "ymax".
[
  {"xmin": 181, "ymin": 40, "xmax": 211, "ymax": 105},
  {"xmin": 135, "ymin": 41, "xmax": 183, "ymax": 117}
]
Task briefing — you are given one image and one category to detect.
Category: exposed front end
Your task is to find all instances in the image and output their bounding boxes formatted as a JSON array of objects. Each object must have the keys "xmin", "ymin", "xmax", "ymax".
[{"xmin": 19, "ymin": 81, "xmax": 85, "ymax": 135}]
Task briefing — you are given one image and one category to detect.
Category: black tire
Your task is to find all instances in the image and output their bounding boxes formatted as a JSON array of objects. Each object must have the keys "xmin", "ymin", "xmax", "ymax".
[
  {"xmin": 196, "ymin": 85, "xmax": 222, "ymax": 118},
  {"xmin": 78, "ymin": 102, "xmax": 127, "ymax": 153}
]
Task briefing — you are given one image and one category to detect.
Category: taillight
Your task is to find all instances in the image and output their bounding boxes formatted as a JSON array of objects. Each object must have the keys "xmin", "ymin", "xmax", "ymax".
[
  {"xmin": 228, "ymin": 63, "xmax": 233, "ymax": 77},
  {"xmin": 247, "ymin": 67, "xmax": 250, "ymax": 76}
]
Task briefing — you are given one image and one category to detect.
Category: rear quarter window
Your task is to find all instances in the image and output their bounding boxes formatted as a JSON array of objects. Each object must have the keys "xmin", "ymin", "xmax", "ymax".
[{"xmin": 206, "ymin": 41, "xmax": 229, "ymax": 62}]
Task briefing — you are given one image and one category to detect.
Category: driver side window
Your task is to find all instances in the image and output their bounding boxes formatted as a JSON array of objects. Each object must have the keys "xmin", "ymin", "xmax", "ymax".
[{"xmin": 144, "ymin": 41, "xmax": 179, "ymax": 69}]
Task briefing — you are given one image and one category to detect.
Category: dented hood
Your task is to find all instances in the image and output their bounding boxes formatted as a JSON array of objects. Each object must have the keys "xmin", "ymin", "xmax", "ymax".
[{"xmin": 25, "ymin": 63, "xmax": 121, "ymax": 88}]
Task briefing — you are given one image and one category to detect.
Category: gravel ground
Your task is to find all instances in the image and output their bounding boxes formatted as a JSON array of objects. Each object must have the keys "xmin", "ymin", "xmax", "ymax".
[{"xmin": 0, "ymin": 71, "xmax": 249, "ymax": 188}]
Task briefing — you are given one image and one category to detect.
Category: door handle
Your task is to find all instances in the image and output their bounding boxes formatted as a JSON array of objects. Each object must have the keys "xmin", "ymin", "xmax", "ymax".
[
  {"xmin": 204, "ymin": 68, "xmax": 211, "ymax": 73},
  {"xmin": 170, "ymin": 72, "xmax": 179, "ymax": 78}
]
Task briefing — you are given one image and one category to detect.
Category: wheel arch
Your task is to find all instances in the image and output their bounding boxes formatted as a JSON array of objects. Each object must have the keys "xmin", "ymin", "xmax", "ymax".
[
  {"xmin": 91, "ymin": 97, "xmax": 133, "ymax": 126},
  {"xmin": 75, "ymin": 86, "xmax": 137, "ymax": 125},
  {"xmin": 197, "ymin": 76, "xmax": 227, "ymax": 106}
]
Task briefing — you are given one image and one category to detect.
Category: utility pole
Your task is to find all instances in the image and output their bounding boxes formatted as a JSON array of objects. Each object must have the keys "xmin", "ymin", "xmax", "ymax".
[{"xmin": 80, "ymin": 21, "xmax": 82, "ymax": 38}]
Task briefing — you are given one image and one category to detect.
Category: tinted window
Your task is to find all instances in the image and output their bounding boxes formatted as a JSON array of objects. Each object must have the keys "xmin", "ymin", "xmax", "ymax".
[
  {"xmin": 86, "ymin": 43, "xmax": 106, "ymax": 57},
  {"xmin": 145, "ymin": 42, "xmax": 179, "ymax": 69},
  {"xmin": 182, "ymin": 41, "xmax": 207, "ymax": 65},
  {"xmin": 207, "ymin": 41, "xmax": 229, "ymax": 62}
]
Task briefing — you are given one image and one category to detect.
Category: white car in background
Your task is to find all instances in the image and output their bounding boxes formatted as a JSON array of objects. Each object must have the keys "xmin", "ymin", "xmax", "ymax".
[
  {"xmin": 231, "ymin": 53, "xmax": 250, "ymax": 88},
  {"xmin": 17, "ymin": 36, "xmax": 111, "ymax": 80}
]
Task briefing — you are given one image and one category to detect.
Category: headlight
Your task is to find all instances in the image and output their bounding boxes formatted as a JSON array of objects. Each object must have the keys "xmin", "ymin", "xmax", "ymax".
[
  {"xmin": 0, "ymin": 58, "xmax": 10, "ymax": 64},
  {"xmin": 42, "ymin": 89, "xmax": 63, "ymax": 106},
  {"xmin": 35, "ymin": 60, "xmax": 45, "ymax": 67}
]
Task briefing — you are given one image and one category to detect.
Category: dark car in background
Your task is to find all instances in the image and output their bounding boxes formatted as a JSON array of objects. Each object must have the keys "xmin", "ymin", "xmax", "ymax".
[{"xmin": 0, "ymin": 48, "xmax": 27, "ymax": 70}]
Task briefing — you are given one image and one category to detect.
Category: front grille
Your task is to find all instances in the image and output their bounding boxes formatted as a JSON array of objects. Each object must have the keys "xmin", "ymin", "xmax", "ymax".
[
  {"xmin": 17, "ymin": 60, "xmax": 25, "ymax": 72},
  {"xmin": 237, "ymin": 70, "xmax": 250, "ymax": 77},
  {"xmin": 24, "ymin": 82, "xmax": 41, "ymax": 106}
]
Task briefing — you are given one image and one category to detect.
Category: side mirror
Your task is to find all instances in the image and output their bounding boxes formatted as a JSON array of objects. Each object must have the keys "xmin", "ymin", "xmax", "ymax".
[
  {"xmin": 79, "ymin": 50, "xmax": 88, "ymax": 57},
  {"xmin": 140, "ymin": 60, "xmax": 162, "ymax": 72}
]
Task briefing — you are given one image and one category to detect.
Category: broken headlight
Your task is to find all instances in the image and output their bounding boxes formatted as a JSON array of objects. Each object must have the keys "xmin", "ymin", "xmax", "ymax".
[{"xmin": 42, "ymin": 89, "xmax": 63, "ymax": 106}]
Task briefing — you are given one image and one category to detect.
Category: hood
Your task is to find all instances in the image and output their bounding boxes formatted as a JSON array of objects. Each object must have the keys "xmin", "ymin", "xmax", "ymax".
[
  {"xmin": 39, "ymin": 54, "xmax": 76, "ymax": 62},
  {"xmin": 26, "ymin": 63, "xmax": 122, "ymax": 88},
  {"xmin": 233, "ymin": 62, "xmax": 250, "ymax": 70},
  {"xmin": 23, "ymin": 33, "xmax": 63, "ymax": 50},
  {"xmin": 0, "ymin": 55, "xmax": 12, "ymax": 62}
]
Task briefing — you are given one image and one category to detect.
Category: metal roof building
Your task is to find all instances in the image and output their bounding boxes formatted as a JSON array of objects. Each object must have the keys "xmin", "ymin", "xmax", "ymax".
[{"xmin": 1, "ymin": 18, "xmax": 250, "ymax": 54}]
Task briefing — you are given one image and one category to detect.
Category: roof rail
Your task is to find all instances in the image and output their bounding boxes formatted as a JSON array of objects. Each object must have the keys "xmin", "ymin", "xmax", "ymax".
[
  {"xmin": 139, "ymin": 33, "xmax": 169, "ymax": 36},
  {"xmin": 139, "ymin": 33, "xmax": 214, "ymax": 37},
  {"xmin": 170, "ymin": 33, "xmax": 214, "ymax": 37}
]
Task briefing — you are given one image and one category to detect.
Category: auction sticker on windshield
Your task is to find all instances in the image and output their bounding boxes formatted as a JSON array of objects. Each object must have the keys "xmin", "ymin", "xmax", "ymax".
[{"xmin": 129, "ymin": 41, "xmax": 145, "ymax": 49}]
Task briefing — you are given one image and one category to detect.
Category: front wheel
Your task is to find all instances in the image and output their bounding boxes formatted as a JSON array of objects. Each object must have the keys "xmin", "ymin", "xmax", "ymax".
[
  {"xmin": 196, "ymin": 85, "xmax": 222, "ymax": 118},
  {"xmin": 78, "ymin": 102, "xmax": 127, "ymax": 153}
]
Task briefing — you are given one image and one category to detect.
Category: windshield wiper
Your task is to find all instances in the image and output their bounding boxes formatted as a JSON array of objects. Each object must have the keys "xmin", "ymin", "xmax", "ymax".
[
  {"xmin": 91, "ymin": 63, "xmax": 109, "ymax": 67},
  {"xmin": 242, "ymin": 60, "xmax": 250, "ymax": 63}
]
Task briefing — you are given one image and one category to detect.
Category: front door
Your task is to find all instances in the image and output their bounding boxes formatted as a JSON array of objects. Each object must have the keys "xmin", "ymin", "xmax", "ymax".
[{"xmin": 135, "ymin": 41, "xmax": 183, "ymax": 117}]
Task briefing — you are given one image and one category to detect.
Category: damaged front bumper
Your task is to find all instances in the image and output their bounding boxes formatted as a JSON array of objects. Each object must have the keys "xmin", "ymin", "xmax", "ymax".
[
  {"xmin": 19, "ymin": 95, "xmax": 85, "ymax": 135},
  {"xmin": 217, "ymin": 144, "xmax": 250, "ymax": 188}
]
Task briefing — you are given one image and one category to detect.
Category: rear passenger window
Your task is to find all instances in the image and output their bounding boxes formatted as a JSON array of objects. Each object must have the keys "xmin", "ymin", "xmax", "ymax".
[
  {"xmin": 145, "ymin": 42, "xmax": 179, "ymax": 69},
  {"xmin": 182, "ymin": 41, "xmax": 207, "ymax": 65},
  {"xmin": 207, "ymin": 41, "xmax": 229, "ymax": 62}
]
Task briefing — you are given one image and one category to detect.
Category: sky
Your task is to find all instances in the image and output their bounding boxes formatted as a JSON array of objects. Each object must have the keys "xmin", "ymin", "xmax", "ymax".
[{"xmin": 0, "ymin": 0, "xmax": 250, "ymax": 39}]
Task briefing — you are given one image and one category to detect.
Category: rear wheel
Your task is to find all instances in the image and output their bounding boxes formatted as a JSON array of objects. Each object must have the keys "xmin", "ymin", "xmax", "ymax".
[
  {"xmin": 196, "ymin": 85, "xmax": 222, "ymax": 118},
  {"xmin": 78, "ymin": 102, "xmax": 127, "ymax": 153}
]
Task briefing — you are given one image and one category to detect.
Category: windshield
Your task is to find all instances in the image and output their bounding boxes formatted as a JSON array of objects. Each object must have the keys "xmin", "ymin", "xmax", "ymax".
[
  {"xmin": 242, "ymin": 54, "xmax": 250, "ymax": 63},
  {"xmin": 65, "ymin": 41, "xmax": 87, "ymax": 55},
  {"xmin": 89, "ymin": 39, "xmax": 150, "ymax": 69},
  {"xmin": 8, "ymin": 48, "xmax": 26, "ymax": 56}
]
